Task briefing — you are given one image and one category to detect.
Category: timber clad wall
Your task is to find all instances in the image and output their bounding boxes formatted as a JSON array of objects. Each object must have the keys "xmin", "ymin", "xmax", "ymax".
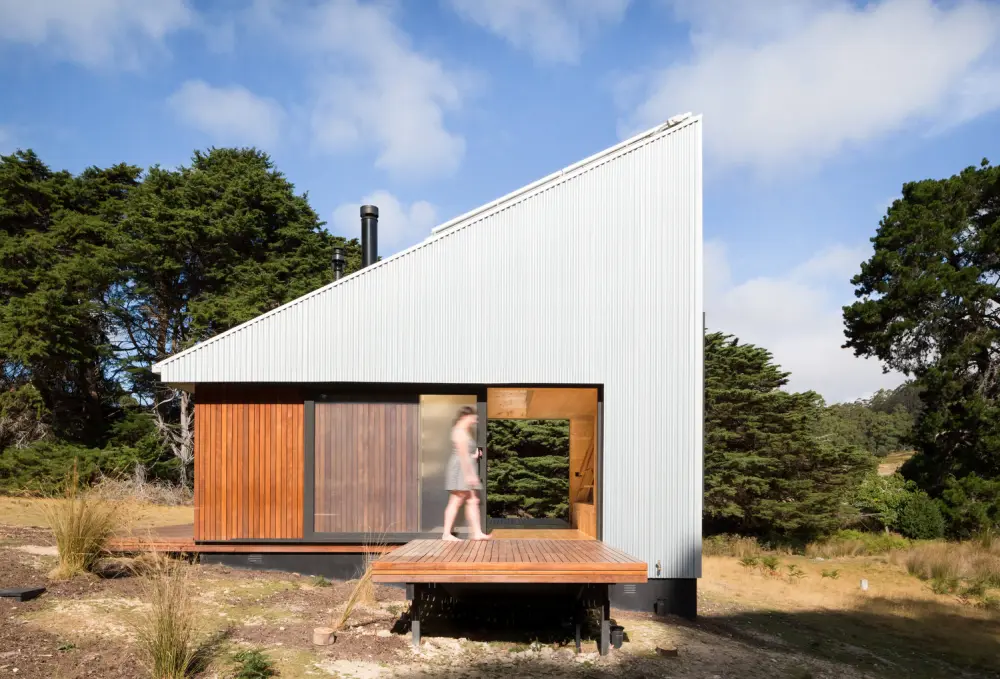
[
  {"xmin": 195, "ymin": 386, "xmax": 303, "ymax": 541},
  {"xmin": 314, "ymin": 402, "xmax": 420, "ymax": 533}
]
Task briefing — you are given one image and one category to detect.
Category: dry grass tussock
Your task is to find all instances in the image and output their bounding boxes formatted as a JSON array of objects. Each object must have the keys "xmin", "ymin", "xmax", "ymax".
[
  {"xmin": 703, "ymin": 534, "xmax": 766, "ymax": 558},
  {"xmin": 899, "ymin": 537, "xmax": 1000, "ymax": 592},
  {"xmin": 93, "ymin": 466, "xmax": 192, "ymax": 506},
  {"xmin": 332, "ymin": 529, "xmax": 390, "ymax": 632},
  {"xmin": 134, "ymin": 551, "xmax": 201, "ymax": 679},
  {"xmin": 44, "ymin": 464, "xmax": 121, "ymax": 579}
]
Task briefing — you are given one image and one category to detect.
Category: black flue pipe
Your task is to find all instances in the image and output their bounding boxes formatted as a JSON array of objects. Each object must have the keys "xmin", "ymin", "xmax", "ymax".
[
  {"xmin": 332, "ymin": 247, "xmax": 346, "ymax": 280},
  {"xmin": 360, "ymin": 205, "xmax": 378, "ymax": 268}
]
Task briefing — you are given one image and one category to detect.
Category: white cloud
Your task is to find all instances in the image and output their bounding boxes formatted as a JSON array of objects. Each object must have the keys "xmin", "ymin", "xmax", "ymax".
[
  {"xmin": 332, "ymin": 191, "xmax": 438, "ymax": 255},
  {"xmin": 0, "ymin": 0, "xmax": 194, "ymax": 68},
  {"xmin": 447, "ymin": 0, "xmax": 630, "ymax": 64},
  {"xmin": 621, "ymin": 0, "xmax": 1000, "ymax": 172},
  {"xmin": 252, "ymin": 0, "xmax": 471, "ymax": 179},
  {"xmin": 706, "ymin": 240, "xmax": 904, "ymax": 403},
  {"xmin": 168, "ymin": 81, "xmax": 285, "ymax": 149}
]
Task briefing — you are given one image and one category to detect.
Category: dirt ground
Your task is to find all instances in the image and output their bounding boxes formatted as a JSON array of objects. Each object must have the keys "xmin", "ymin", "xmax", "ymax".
[{"xmin": 2, "ymin": 511, "xmax": 999, "ymax": 678}]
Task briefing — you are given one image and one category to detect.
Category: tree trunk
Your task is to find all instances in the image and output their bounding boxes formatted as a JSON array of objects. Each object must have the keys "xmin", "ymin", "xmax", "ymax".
[
  {"xmin": 153, "ymin": 388, "xmax": 195, "ymax": 489},
  {"xmin": 178, "ymin": 390, "xmax": 193, "ymax": 488}
]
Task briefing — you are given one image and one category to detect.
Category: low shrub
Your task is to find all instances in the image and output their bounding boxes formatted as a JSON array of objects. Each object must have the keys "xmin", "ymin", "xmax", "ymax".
[
  {"xmin": 232, "ymin": 648, "xmax": 277, "ymax": 679},
  {"xmin": 850, "ymin": 472, "xmax": 912, "ymax": 531},
  {"xmin": 821, "ymin": 569, "xmax": 840, "ymax": 579},
  {"xmin": 897, "ymin": 492, "xmax": 945, "ymax": 540},
  {"xmin": 44, "ymin": 464, "xmax": 120, "ymax": 579},
  {"xmin": 759, "ymin": 555, "xmax": 781, "ymax": 575},
  {"xmin": 786, "ymin": 564, "xmax": 806, "ymax": 583},
  {"xmin": 930, "ymin": 576, "xmax": 960, "ymax": 595},
  {"xmin": 805, "ymin": 529, "xmax": 909, "ymax": 558},
  {"xmin": 0, "ymin": 438, "xmax": 176, "ymax": 496},
  {"xmin": 979, "ymin": 594, "xmax": 1000, "ymax": 611}
]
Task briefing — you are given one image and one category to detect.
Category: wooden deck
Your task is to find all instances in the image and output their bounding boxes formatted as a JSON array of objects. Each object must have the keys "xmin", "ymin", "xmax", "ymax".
[{"xmin": 371, "ymin": 539, "xmax": 647, "ymax": 584}]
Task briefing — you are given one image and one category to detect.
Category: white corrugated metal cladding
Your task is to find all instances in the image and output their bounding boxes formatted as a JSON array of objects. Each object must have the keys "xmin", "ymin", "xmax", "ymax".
[{"xmin": 155, "ymin": 115, "xmax": 703, "ymax": 579}]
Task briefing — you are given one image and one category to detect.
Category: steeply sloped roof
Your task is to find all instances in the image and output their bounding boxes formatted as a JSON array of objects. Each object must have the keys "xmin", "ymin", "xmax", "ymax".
[{"xmin": 153, "ymin": 113, "xmax": 701, "ymax": 385}]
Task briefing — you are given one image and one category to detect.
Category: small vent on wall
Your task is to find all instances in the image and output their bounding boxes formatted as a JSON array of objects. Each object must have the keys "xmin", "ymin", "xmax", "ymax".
[
  {"xmin": 247, "ymin": 554, "xmax": 262, "ymax": 565},
  {"xmin": 623, "ymin": 584, "xmax": 637, "ymax": 595}
]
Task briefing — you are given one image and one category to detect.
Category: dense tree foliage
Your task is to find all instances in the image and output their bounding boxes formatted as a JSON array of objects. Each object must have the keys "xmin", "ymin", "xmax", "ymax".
[
  {"xmin": 844, "ymin": 160, "xmax": 1000, "ymax": 491},
  {"xmin": 0, "ymin": 151, "xmax": 140, "ymax": 445},
  {"xmin": 818, "ymin": 396, "xmax": 913, "ymax": 458},
  {"xmin": 0, "ymin": 147, "xmax": 361, "ymax": 489},
  {"xmin": 704, "ymin": 332, "xmax": 874, "ymax": 541},
  {"xmin": 844, "ymin": 159, "xmax": 1000, "ymax": 538},
  {"xmin": 486, "ymin": 419, "xmax": 570, "ymax": 521}
]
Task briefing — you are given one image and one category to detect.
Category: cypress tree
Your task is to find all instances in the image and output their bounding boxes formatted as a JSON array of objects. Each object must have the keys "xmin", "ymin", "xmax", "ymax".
[
  {"xmin": 704, "ymin": 332, "xmax": 873, "ymax": 541},
  {"xmin": 487, "ymin": 419, "xmax": 570, "ymax": 521}
]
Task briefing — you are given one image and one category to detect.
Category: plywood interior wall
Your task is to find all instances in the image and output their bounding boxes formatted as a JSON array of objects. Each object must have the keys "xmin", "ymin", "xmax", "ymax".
[
  {"xmin": 487, "ymin": 387, "xmax": 598, "ymax": 538},
  {"xmin": 194, "ymin": 386, "xmax": 303, "ymax": 541}
]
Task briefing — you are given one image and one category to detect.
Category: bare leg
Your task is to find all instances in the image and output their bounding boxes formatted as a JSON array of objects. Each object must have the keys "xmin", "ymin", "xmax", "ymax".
[
  {"xmin": 442, "ymin": 491, "xmax": 466, "ymax": 541},
  {"xmin": 464, "ymin": 493, "xmax": 491, "ymax": 540}
]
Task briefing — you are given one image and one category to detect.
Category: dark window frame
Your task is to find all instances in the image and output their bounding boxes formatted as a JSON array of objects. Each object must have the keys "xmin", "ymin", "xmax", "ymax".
[
  {"xmin": 302, "ymin": 384, "xmax": 488, "ymax": 542},
  {"xmin": 190, "ymin": 382, "xmax": 602, "ymax": 545}
]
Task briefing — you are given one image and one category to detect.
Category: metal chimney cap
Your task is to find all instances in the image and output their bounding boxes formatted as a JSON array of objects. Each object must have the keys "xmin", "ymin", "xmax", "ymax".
[
  {"xmin": 332, "ymin": 247, "xmax": 346, "ymax": 263},
  {"xmin": 360, "ymin": 204, "xmax": 379, "ymax": 218}
]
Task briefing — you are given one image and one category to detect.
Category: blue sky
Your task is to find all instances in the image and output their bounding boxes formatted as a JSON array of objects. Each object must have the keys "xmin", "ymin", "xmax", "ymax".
[{"xmin": 2, "ymin": 0, "xmax": 999, "ymax": 402}]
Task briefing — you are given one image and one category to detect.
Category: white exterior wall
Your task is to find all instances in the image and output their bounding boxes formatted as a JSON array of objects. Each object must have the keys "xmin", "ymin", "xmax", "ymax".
[{"xmin": 155, "ymin": 116, "xmax": 703, "ymax": 579}]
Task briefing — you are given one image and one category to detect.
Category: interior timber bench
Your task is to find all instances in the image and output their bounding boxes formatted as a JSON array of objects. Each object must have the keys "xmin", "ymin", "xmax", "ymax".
[{"xmin": 371, "ymin": 538, "xmax": 647, "ymax": 655}]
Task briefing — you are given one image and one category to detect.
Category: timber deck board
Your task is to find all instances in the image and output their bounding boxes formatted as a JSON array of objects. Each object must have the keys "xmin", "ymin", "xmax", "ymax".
[{"xmin": 371, "ymin": 538, "xmax": 647, "ymax": 584}]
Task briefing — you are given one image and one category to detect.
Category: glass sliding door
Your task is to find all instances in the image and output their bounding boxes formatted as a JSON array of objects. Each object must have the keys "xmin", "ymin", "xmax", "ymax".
[{"xmin": 418, "ymin": 394, "xmax": 477, "ymax": 533}]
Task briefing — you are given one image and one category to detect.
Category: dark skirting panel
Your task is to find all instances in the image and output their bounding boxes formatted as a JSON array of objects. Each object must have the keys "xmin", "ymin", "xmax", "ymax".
[{"xmin": 610, "ymin": 578, "xmax": 697, "ymax": 620}]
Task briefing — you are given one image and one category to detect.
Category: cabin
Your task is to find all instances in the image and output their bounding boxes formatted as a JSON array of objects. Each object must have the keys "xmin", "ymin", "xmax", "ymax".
[{"xmin": 147, "ymin": 114, "xmax": 703, "ymax": 647}]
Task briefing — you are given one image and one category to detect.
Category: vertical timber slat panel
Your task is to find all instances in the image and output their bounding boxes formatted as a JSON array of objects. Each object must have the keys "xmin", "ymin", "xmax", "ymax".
[
  {"xmin": 221, "ymin": 400, "xmax": 229, "ymax": 540},
  {"xmin": 314, "ymin": 402, "xmax": 419, "ymax": 533},
  {"xmin": 193, "ymin": 401, "xmax": 202, "ymax": 541},
  {"xmin": 193, "ymin": 387, "xmax": 303, "ymax": 542}
]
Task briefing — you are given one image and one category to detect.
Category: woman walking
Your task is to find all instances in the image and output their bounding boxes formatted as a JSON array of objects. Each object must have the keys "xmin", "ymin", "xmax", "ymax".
[{"xmin": 442, "ymin": 406, "xmax": 491, "ymax": 541}]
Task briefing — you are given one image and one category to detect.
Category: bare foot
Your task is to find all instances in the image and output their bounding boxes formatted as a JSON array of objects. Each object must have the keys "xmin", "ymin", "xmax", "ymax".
[
  {"xmin": 471, "ymin": 533, "xmax": 492, "ymax": 541},
  {"xmin": 442, "ymin": 534, "xmax": 461, "ymax": 541}
]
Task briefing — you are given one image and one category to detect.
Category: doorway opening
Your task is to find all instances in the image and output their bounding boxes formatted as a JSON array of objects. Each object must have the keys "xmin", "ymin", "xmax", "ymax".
[
  {"xmin": 485, "ymin": 387, "xmax": 599, "ymax": 538},
  {"xmin": 486, "ymin": 419, "xmax": 571, "ymax": 529}
]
